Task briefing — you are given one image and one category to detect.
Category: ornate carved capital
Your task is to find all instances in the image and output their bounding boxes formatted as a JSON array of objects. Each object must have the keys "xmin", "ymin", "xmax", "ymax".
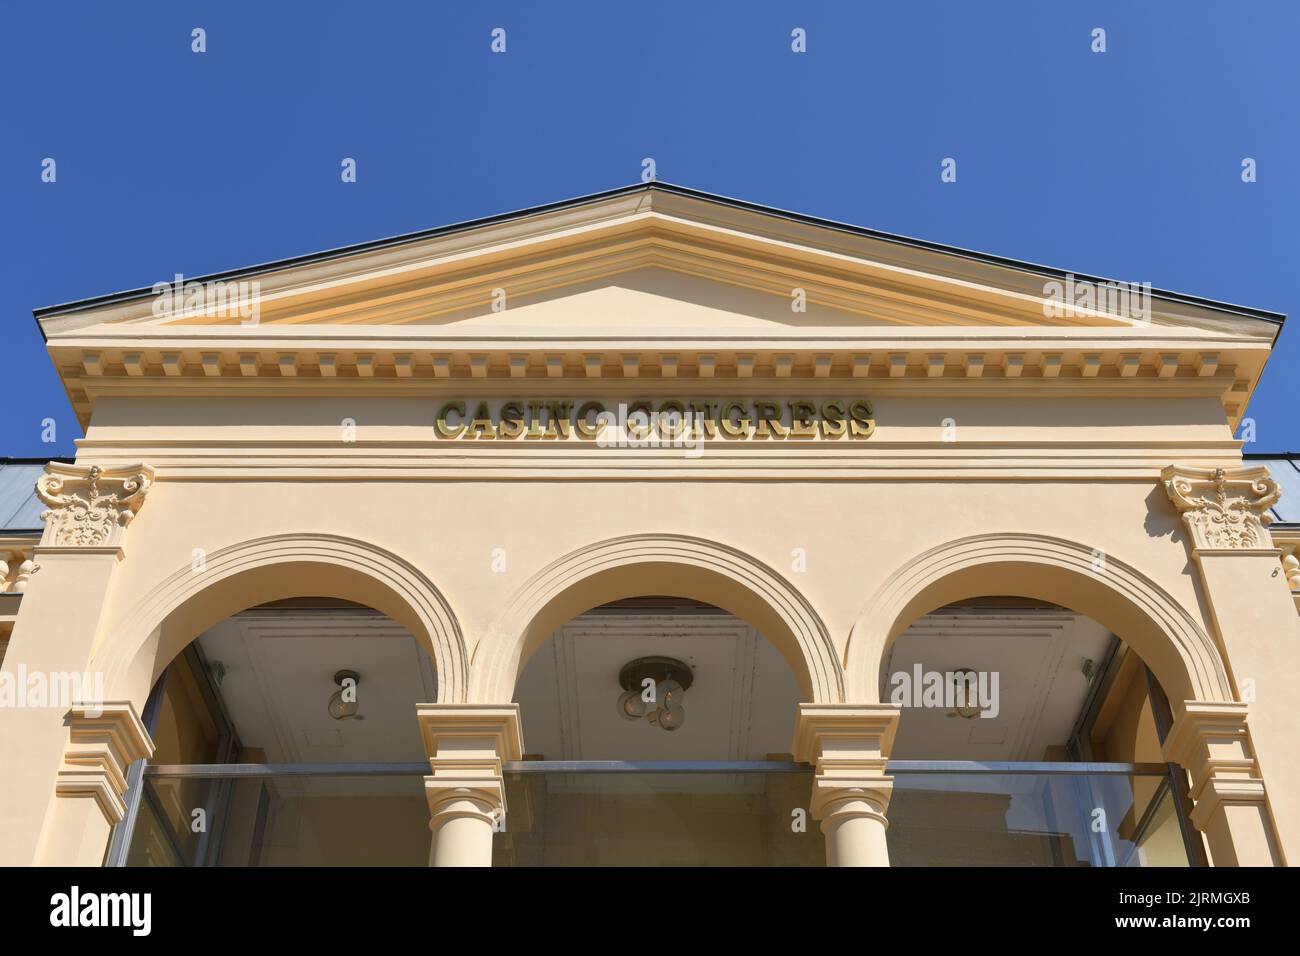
[
  {"xmin": 36, "ymin": 463, "xmax": 155, "ymax": 549},
  {"xmin": 56, "ymin": 702, "xmax": 155, "ymax": 824},
  {"xmin": 1163, "ymin": 701, "xmax": 1268, "ymax": 832},
  {"xmin": 1161, "ymin": 464, "xmax": 1280, "ymax": 552},
  {"xmin": 417, "ymin": 704, "xmax": 523, "ymax": 826},
  {"xmin": 793, "ymin": 703, "xmax": 900, "ymax": 821}
]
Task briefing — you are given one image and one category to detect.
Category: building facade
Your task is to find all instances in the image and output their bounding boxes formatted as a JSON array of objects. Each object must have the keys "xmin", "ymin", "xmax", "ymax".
[{"xmin": 0, "ymin": 184, "xmax": 1296, "ymax": 867}]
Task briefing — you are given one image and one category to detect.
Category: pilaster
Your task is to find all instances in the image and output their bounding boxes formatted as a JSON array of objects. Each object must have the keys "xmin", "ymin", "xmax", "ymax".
[
  {"xmin": 417, "ymin": 703, "xmax": 523, "ymax": 867},
  {"xmin": 0, "ymin": 462, "xmax": 155, "ymax": 865},
  {"xmin": 793, "ymin": 703, "xmax": 900, "ymax": 867},
  {"xmin": 36, "ymin": 701, "xmax": 154, "ymax": 866},
  {"xmin": 1162, "ymin": 702, "xmax": 1281, "ymax": 866},
  {"xmin": 1161, "ymin": 464, "xmax": 1297, "ymax": 863}
]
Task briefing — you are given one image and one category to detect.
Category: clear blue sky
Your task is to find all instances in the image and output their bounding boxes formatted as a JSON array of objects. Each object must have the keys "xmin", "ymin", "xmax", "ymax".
[{"xmin": 1, "ymin": 1, "xmax": 1295, "ymax": 457}]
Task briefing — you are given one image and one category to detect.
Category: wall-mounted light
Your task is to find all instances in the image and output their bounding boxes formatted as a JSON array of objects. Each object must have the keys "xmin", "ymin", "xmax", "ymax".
[
  {"xmin": 328, "ymin": 669, "xmax": 360, "ymax": 720},
  {"xmin": 617, "ymin": 657, "xmax": 693, "ymax": 732}
]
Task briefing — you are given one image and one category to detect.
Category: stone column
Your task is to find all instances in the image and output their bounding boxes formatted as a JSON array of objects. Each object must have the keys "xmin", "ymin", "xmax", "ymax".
[
  {"xmin": 793, "ymin": 703, "xmax": 900, "ymax": 867},
  {"xmin": 417, "ymin": 703, "xmax": 523, "ymax": 867},
  {"xmin": 1162, "ymin": 702, "xmax": 1281, "ymax": 866},
  {"xmin": 38, "ymin": 702, "xmax": 154, "ymax": 866},
  {"xmin": 0, "ymin": 463, "xmax": 155, "ymax": 866},
  {"xmin": 1162, "ymin": 464, "xmax": 1295, "ymax": 864}
]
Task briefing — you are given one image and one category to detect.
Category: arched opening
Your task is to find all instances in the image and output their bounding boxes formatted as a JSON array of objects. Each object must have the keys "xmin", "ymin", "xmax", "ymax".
[
  {"xmin": 482, "ymin": 535, "xmax": 841, "ymax": 866},
  {"xmin": 882, "ymin": 596, "xmax": 1193, "ymax": 866},
  {"xmin": 103, "ymin": 535, "xmax": 467, "ymax": 868},
  {"xmin": 117, "ymin": 597, "xmax": 436, "ymax": 867},
  {"xmin": 847, "ymin": 534, "xmax": 1226, "ymax": 868},
  {"xmin": 503, "ymin": 595, "xmax": 820, "ymax": 866},
  {"xmin": 472, "ymin": 533, "xmax": 843, "ymax": 705}
]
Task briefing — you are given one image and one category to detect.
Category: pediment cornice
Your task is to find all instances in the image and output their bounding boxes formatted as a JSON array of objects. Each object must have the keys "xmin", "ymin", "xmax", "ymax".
[{"xmin": 35, "ymin": 186, "xmax": 1280, "ymax": 429}]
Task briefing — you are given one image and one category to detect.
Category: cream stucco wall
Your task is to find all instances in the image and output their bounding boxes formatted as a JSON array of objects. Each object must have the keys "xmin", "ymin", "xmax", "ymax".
[{"xmin": 3, "ymin": 188, "xmax": 1294, "ymax": 867}]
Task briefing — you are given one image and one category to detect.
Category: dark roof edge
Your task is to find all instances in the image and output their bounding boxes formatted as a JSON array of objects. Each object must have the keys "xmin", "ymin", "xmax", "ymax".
[
  {"xmin": 1244, "ymin": 452, "xmax": 1300, "ymax": 460},
  {"xmin": 0, "ymin": 457, "xmax": 74, "ymax": 465},
  {"xmin": 31, "ymin": 181, "xmax": 1287, "ymax": 329}
]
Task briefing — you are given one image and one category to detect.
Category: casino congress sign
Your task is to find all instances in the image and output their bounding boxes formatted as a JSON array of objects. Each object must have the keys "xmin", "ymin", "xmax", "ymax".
[{"xmin": 434, "ymin": 398, "xmax": 876, "ymax": 444}]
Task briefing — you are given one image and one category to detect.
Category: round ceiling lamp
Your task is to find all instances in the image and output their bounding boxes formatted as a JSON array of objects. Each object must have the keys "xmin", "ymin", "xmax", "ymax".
[
  {"xmin": 328, "ymin": 669, "xmax": 361, "ymax": 720},
  {"xmin": 616, "ymin": 657, "xmax": 693, "ymax": 732}
]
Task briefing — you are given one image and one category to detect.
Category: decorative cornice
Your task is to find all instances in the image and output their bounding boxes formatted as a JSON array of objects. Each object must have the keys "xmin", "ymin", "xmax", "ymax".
[
  {"xmin": 35, "ymin": 463, "xmax": 155, "ymax": 549},
  {"xmin": 792, "ymin": 704, "xmax": 900, "ymax": 820},
  {"xmin": 55, "ymin": 701, "xmax": 154, "ymax": 824},
  {"xmin": 1162, "ymin": 464, "xmax": 1280, "ymax": 552},
  {"xmin": 1163, "ymin": 701, "xmax": 1268, "ymax": 832},
  {"xmin": 418, "ymin": 704, "xmax": 523, "ymax": 823}
]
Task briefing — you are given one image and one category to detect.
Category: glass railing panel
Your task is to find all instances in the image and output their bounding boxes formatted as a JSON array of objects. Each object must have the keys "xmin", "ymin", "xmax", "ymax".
[
  {"xmin": 494, "ymin": 770, "xmax": 824, "ymax": 867},
  {"xmin": 124, "ymin": 762, "xmax": 1187, "ymax": 867},
  {"xmin": 130, "ymin": 773, "xmax": 429, "ymax": 866},
  {"xmin": 886, "ymin": 770, "xmax": 1187, "ymax": 867}
]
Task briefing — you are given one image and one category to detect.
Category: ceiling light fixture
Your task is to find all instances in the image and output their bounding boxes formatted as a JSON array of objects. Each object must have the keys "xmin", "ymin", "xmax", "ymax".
[
  {"xmin": 328, "ymin": 669, "xmax": 360, "ymax": 720},
  {"xmin": 617, "ymin": 657, "xmax": 693, "ymax": 732},
  {"xmin": 949, "ymin": 667, "xmax": 982, "ymax": 720}
]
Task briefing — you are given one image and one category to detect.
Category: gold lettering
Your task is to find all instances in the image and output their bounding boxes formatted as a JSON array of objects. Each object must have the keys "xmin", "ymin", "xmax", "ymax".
[
  {"xmin": 788, "ymin": 400, "xmax": 817, "ymax": 438},
  {"xmin": 468, "ymin": 401, "xmax": 497, "ymax": 439},
  {"xmin": 658, "ymin": 400, "xmax": 686, "ymax": 439},
  {"xmin": 753, "ymin": 400, "xmax": 787, "ymax": 438},
  {"xmin": 436, "ymin": 401, "xmax": 467, "ymax": 439},
  {"xmin": 819, "ymin": 400, "xmax": 846, "ymax": 438},
  {"xmin": 498, "ymin": 401, "xmax": 525, "ymax": 439},
  {"xmin": 547, "ymin": 401, "xmax": 573, "ymax": 439},
  {"xmin": 525, "ymin": 402, "xmax": 546, "ymax": 439},
  {"xmin": 575, "ymin": 401, "xmax": 607, "ymax": 439},
  {"xmin": 688, "ymin": 400, "xmax": 718, "ymax": 438},
  {"xmin": 849, "ymin": 399, "xmax": 876, "ymax": 438},
  {"xmin": 721, "ymin": 401, "xmax": 751, "ymax": 438},
  {"xmin": 627, "ymin": 401, "xmax": 653, "ymax": 439}
]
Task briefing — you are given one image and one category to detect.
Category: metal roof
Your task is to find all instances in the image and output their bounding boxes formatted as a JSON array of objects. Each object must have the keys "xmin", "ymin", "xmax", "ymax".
[
  {"xmin": 0, "ymin": 460, "xmax": 57, "ymax": 534},
  {"xmin": 31, "ymin": 182, "xmax": 1286, "ymax": 328},
  {"xmin": 1244, "ymin": 454, "xmax": 1300, "ymax": 526}
]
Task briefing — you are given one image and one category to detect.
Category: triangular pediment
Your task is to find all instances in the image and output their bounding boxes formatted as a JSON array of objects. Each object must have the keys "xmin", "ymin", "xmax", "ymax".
[
  {"xmin": 37, "ymin": 184, "xmax": 1281, "ymax": 339},
  {"xmin": 34, "ymin": 184, "xmax": 1282, "ymax": 432}
]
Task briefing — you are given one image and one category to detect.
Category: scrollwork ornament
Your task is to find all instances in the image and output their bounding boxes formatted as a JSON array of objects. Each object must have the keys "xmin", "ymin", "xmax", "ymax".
[
  {"xmin": 35, "ymin": 463, "xmax": 155, "ymax": 548},
  {"xmin": 1162, "ymin": 465, "xmax": 1281, "ymax": 551}
]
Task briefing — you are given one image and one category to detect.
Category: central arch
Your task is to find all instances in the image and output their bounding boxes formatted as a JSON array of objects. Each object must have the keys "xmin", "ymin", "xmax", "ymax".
[
  {"xmin": 472, "ymin": 533, "xmax": 843, "ymax": 704},
  {"xmin": 844, "ymin": 531, "xmax": 1233, "ymax": 707}
]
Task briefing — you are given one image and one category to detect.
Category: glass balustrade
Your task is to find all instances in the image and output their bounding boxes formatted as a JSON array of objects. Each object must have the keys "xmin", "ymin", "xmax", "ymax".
[{"xmin": 121, "ymin": 762, "xmax": 1188, "ymax": 866}]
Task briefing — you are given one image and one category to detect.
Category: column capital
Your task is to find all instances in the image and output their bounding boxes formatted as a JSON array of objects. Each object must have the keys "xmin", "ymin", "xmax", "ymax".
[
  {"xmin": 1161, "ymin": 464, "xmax": 1280, "ymax": 553},
  {"xmin": 792, "ymin": 703, "xmax": 900, "ymax": 820},
  {"xmin": 1162, "ymin": 701, "xmax": 1268, "ymax": 831},
  {"xmin": 56, "ymin": 701, "xmax": 154, "ymax": 824},
  {"xmin": 417, "ymin": 704, "xmax": 523, "ymax": 823},
  {"xmin": 35, "ymin": 463, "xmax": 155, "ymax": 551}
]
